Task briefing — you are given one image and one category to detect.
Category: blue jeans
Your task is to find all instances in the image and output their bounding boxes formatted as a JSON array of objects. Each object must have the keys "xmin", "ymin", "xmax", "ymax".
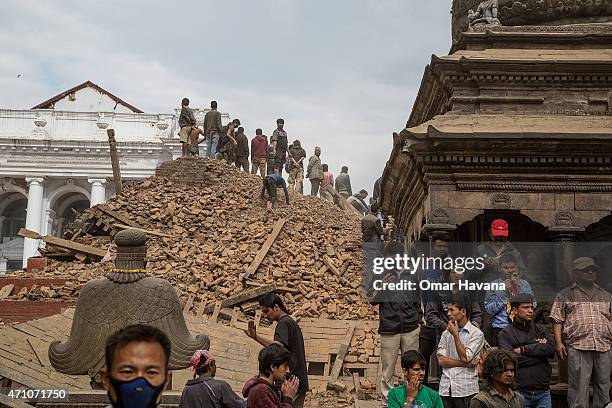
[
  {"xmin": 206, "ymin": 132, "xmax": 219, "ymax": 158},
  {"xmin": 519, "ymin": 390, "xmax": 551, "ymax": 408}
]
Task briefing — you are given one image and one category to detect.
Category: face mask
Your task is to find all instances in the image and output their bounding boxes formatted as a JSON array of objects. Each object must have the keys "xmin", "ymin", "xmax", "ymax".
[{"xmin": 109, "ymin": 376, "xmax": 165, "ymax": 408}]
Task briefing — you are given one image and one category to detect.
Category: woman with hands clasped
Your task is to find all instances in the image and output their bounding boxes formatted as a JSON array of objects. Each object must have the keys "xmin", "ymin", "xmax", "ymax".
[{"xmin": 387, "ymin": 350, "xmax": 444, "ymax": 408}]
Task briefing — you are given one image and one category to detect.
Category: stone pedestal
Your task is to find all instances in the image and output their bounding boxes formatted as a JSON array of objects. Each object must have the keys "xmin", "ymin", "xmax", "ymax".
[{"xmin": 22, "ymin": 177, "xmax": 45, "ymax": 268}]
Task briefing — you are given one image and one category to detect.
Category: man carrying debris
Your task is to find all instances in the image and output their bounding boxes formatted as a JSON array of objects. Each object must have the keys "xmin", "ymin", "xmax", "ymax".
[
  {"xmin": 260, "ymin": 174, "xmax": 290, "ymax": 210},
  {"xmin": 335, "ymin": 166, "xmax": 352, "ymax": 199},
  {"xmin": 251, "ymin": 128, "xmax": 268, "ymax": 177},
  {"xmin": 178, "ymin": 98, "xmax": 197, "ymax": 158},
  {"xmin": 348, "ymin": 190, "xmax": 369, "ymax": 215},
  {"xmin": 306, "ymin": 146, "xmax": 323, "ymax": 196},
  {"xmin": 271, "ymin": 118, "xmax": 289, "ymax": 176},
  {"xmin": 234, "ymin": 126, "xmax": 250, "ymax": 172},
  {"xmin": 203, "ymin": 100, "xmax": 223, "ymax": 159},
  {"xmin": 287, "ymin": 139, "xmax": 306, "ymax": 194},
  {"xmin": 244, "ymin": 294, "xmax": 308, "ymax": 408}
]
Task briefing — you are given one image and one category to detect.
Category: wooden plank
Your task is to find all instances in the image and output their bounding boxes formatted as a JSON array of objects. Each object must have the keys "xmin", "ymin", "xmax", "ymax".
[
  {"xmin": 204, "ymin": 283, "xmax": 277, "ymax": 314},
  {"xmin": 352, "ymin": 372, "xmax": 365, "ymax": 399},
  {"xmin": 211, "ymin": 301, "xmax": 222, "ymax": 323},
  {"xmin": 242, "ymin": 219, "xmax": 286, "ymax": 281},
  {"xmin": 18, "ymin": 228, "xmax": 107, "ymax": 258},
  {"xmin": 254, "ymin": 310, "xmax": 262, "ymax": 327},
  {"xmin": 230, "ymin": 307, "xmax": 239, "ymax": 327},
  {"xmin": 0, "ymin": 284, "xmax": 14, "ymax": 299},
  {"xmin": 183, "ymin": 294, "xmax": 195, "ymax": 315},
  {"xmin": 96, "ymin": 205, "xmax": 140, "ymax": 228},
  {"xmin": 322, "ymin": 185, "xmax": 362, "ymax": 217},
  {"xmin": 322, "ymin": 255, "xmax": 349, "ymax": 285},
  {"xmin": 327, "ymin": 321, "xmax": 357, "ymax": 388},
  {"xmin": 196, "ymin": 299, "xmax": 206, "ymax": 319},
  {"xmin": 27, "ymin": 337, "xmax": 52, "ymax": 368},
  {"xmin": 113, "ymin": 223, "xmax": 176, "ymax": 238},
  {"xmin": 0, "ymin": 393, "xmax": 35, "ymax": 408}
]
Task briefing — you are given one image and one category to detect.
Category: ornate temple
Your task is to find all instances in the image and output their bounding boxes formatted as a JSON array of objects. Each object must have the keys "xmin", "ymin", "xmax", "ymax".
[{"xmin": 381, "ymin": 0, "xmax": 612, "ymax": 289}]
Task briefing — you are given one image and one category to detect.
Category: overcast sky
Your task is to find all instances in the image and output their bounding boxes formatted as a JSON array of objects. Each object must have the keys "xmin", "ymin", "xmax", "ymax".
[{"xmin": 0, "ymin": 0, "xmax": 451, "ymax": 194}]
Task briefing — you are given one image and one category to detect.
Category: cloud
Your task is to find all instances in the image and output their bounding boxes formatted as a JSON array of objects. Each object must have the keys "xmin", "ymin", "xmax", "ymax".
[{"xmin": 0, "ymin": 0, "xmax": 451, "ymax": 195}]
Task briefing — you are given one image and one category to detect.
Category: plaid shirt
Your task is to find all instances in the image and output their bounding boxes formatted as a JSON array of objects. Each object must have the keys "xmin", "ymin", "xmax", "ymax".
[
  {"xmin": 437, "ymin": 321, "xmax": 484, "ymax": 397},
  {"xmin": 550, "ymin": 283, "xmax": 612, "ymax": 352}
]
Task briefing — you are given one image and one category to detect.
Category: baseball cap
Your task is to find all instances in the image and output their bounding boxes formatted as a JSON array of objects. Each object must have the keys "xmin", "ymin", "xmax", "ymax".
[
  {"xmin": 573, "ymin": 257, "xmax": 598, "ymax": 270},
  {"xmin": 490, "ymin": 219, "xmax": 509, "ymax": 237}
]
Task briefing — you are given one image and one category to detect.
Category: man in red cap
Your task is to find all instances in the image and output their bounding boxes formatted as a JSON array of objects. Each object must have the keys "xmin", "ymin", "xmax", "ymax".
[{"xmin": 471, "ymin": 219, "xmax": 526, "ymax": 284}]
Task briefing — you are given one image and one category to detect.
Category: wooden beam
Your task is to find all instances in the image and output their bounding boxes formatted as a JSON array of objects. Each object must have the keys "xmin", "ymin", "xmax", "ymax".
[
  {"xmin": 196, "ymin": 299, "xmax": 206, "ymax": 319},
  {"xmin": 327, "ymin": 321, "xmax": 357, "ymax": 388},
  {"xmin": 254, "ymin": 310, "xmax": 262, "ymax": 327},
  {"xmin": 210, "ymin": 301, "xmax": 222, "ymax": 323},
  {"xmin": 113, "ymin": 223, "xmax": 175, "ymax": 238},
  {"xmin": 204, "ymin": 283, "xmax": 277, "ymax": 314},
  {"xmin": 107, "ymin": 129, "xmax": 123, "ymax": 195},
  {"xmin": 242, "ymin": 219, "xmax": 286, "ymax": 282},
  {"xmin": 97, "ymin": 205, "xmax": 141, "ymax": 229},
  {"xmin": 183, "ymin": 294, "xmax": 195, "ymax": 316},
  {"xmin": 18, "ymin": 228, "xmax": 107, "ymax": 258},
  {"xmin": 230, "ymin": 307, "xmax": 239, "ymax": 327},
  {"xmin": 323, "ymin": 255, "xmax": 349, "ymax": 286},
  {"xmin": 322, "ymin": 185, "xmax": 362, "ymax": 217},
  {"xmin": 352, "ymin": 372, "xmax": 365, "ymax": 399}
]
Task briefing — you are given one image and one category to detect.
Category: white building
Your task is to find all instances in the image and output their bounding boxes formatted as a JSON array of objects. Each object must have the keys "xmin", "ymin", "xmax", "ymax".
[{"xmin": 0, "ymin": 81, "xmax": 228, "ymax": 272}]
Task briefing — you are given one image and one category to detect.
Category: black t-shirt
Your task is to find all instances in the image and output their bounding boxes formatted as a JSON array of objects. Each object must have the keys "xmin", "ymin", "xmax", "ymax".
[{"xmin": 274, "ymin": 315, "xmax": 308, "ymax": 394}]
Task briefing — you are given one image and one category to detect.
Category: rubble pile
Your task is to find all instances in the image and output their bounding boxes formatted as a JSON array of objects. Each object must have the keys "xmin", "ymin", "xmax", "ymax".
[{"xmin": 13, "ymin": 158, "xmax": 377, "ymax": 322}]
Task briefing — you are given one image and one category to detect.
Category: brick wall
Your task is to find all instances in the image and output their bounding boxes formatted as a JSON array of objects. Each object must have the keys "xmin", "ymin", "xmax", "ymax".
[{"xmin": 0, "ymin": 300, "xmax": 76, "ymax": 323}]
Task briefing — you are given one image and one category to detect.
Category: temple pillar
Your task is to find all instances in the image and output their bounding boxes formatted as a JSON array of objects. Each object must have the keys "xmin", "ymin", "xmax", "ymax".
[
  {"xmin": 88, "ymin": 178, "xmax": 107, "ymax": 207},
  {"xmin": 23, "ymin": 177, "xmax": 45, "ymax": 268},
  {"xmin": 0, "ymin": 257, "xmax": 7, "ymax": 275}
]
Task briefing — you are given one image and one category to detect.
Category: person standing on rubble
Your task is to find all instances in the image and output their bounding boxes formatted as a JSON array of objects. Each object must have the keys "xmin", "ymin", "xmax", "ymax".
[
  {"xmin": 319, "ymin": 164, "xmax": 335, "ymax": 201},
  {"xmin": 271, "ymin": 118, "xmax": 289, "ymax": 176},
  {"xmin": 234, "ymin": 126, "xmax": 250, "ymax": 172},
  {"xmin": 335, "ymin": 166, "xmax": 352, "ymax": 199},
  {"xmin": 203, "ymin": 100, "xmax": 223, "ymax": 159},
  {"xmin": 306, "ymin": 146, "xmax": 323, "ymax": 196},
  {"xmin": 260, "ymin": 174, "xmax": 290, "ymax": 210},
  {"xmin": 243, "ymin": 294, "xmax": 308, "ymax": 408},
  {"xmin": 218, "ymin": 119, "xmax": 239, "ymax": 162},
  {"xmin": 287, "ymin": 139, "xmax": 306, "ymax": 194},
  {"xmin": 362, "ymin": 202, "xmax": 385, "ymax": 243},
  {"xmin": 178, "ymin": 98, "xmax": 197, "ymax": 158},
  {"xmin": 251, "ymin": 128, "xmax": 269, "ymax": 177}
]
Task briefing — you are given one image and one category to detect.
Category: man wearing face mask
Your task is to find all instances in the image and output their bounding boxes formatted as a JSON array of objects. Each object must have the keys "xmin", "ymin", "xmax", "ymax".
[{"xmin": 102, "ymin": 324, "xmax": 172, "ymax": 408}]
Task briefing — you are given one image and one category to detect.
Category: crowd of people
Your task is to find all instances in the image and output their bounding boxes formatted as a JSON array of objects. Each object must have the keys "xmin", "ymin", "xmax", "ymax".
[
  {"xmin": 367, "ymin": 218, "xmax": 611, "ymax": 408},
  {"xmin": 178, "ymin": 98, "xmax": 382, "ymax": 213}
]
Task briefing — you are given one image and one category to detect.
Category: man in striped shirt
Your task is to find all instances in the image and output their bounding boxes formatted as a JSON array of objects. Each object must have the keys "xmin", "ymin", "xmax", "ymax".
[{"xmin": 437, "ymin": 293, "xmax": 485, "ymax": 408}]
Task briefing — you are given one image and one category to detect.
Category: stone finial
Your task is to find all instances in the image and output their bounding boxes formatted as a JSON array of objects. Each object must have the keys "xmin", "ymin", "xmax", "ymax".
[{"xmin": 108, "ymin": 228, "xmax": 148, "ymax": 283}]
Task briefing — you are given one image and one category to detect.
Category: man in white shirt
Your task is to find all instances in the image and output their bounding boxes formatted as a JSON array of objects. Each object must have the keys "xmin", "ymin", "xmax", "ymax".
[{"xmin": 437, "ymin": 293, "xmax": 485, "ymax": 408}]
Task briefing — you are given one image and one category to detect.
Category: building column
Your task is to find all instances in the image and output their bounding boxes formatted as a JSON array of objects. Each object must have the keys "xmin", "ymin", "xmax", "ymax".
[
  {"xmin": 88, "ymin": 179, "xmax": 107, "ymax": 207},
  {"xmin": 0, "ymin": 257, "xmax": 7, "ymax": 275},
  {"xmin": 23, "ymin": 177, "xmax": 45, "ymax": 268}
]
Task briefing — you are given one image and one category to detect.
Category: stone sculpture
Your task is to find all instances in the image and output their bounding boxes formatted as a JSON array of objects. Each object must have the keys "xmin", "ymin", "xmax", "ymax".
[
  {"xmin": 49, "ymin": 228, "xmax": 209, "ymax": 386},
  {"xmin": 468, "ymin": 0, "xmax": 502, "ymax": 29}
]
